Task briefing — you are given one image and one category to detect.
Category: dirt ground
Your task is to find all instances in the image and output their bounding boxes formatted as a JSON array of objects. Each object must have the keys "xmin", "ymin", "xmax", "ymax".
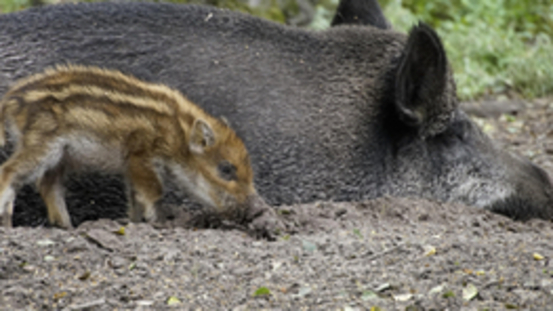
[{"xmin": 1, "ymin": 97, "xmax": 553, "ymax": 310}]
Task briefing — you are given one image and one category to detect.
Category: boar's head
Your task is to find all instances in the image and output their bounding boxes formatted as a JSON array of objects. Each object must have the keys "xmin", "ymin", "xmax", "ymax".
[{"xmin": 381, "ymin": 22, "xmax": 553, "ymax": 220}]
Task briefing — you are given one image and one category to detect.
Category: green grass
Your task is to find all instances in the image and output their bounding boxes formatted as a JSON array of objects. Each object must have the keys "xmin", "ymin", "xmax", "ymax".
[
  {"xmin": 380, "ymin": 0, "xmax": 553, "ymax": 100},
  {"xmin": 0, "ymin": 0, "xmax": 34, "ymax": 13},
  {"xmin": 2, "ymin": 0, "xmax": 553, "ymax": 100}
]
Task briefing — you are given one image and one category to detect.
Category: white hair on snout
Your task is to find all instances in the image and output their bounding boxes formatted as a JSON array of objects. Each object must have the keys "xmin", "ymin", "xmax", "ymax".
[
  {"xmin": 166, "ymin": 161, "xmax": 245, "ymax": 216},
  {"xmin": 441, "ymin": 164, "xmax": 513, "ymax": 208},
  {"xmin": 167, "ymin": 162, "xmax": 218, "ymax": 210},
  {"xmin": 217, "ymin": 190, "xmax": 244, "ymax": 218}
]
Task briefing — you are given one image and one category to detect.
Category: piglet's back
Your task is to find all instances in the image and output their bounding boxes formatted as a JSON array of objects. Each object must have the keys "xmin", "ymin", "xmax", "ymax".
[{"xmin": 0, "ymin": 65, "xmax": 211, "ymax": 155}]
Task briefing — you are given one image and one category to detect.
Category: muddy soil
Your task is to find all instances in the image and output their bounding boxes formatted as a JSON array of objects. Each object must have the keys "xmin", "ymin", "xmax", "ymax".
[{"xmin": 1, "ymin": 98, "xmax": 553, "ymax": 310}]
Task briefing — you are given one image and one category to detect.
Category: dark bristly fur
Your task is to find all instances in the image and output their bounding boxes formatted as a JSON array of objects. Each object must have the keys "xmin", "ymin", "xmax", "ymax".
[{"xmin": 0, "ymin": 1, "xmax": 551, "ymax": 226}]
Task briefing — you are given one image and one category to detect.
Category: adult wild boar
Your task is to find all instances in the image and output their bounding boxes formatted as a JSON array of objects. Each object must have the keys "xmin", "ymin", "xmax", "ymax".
[{"xmin": 0, "ymin": 1, "xmax": 551, "ymax": 227}]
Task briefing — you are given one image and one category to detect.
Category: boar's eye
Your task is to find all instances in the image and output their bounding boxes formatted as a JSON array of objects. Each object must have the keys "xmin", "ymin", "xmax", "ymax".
[{"xmin": 218, "ymin": 161, "xmax": 237, "ymax": 181}]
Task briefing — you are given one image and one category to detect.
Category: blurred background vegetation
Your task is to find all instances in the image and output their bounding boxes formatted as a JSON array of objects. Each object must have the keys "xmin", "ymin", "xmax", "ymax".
[{"xmin": 1, "ymin": 0, "xmax": 552, "ymax": 100}]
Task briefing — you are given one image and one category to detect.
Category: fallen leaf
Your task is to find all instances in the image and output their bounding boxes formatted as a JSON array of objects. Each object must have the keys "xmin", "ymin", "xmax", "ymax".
[
  {"xmin": 68, "ymin": 298, "xmax": 105, "ymax": 309},
  {"xmin": 136, "ymin": 300, "xmax": 154, "ymax": 306},
  {"xmin": 302, "ymin": 240, "xmax": 317, "ymax": 253},
  {"xmin": 37, "ymin": 239, "xmax": 55, "ymax": 246},
  {"xmin": 253, "ymin": 287, "xmax": 271, "ymax": 297},
  {"xmin": 482, "ymin": 123, "xmax": 495, "ymax": 134},
  {"xmin": 361, "ymin": 290, "xmax": 379, "ymax": 301},
  {"xmin": 533, "ymin": 253, "xmax": 545, "ymax": 261},
  {"xmin": 353, "ymin": 229, "xmax": 363, "ymax": 239},
  {"xmin": 166, "ymin": 296, "xmax": 181, "ymax": 305},
  {"xmin": 375, "ymin": 283, "xmax": 391, "ymax": 292},
  {"xmin": 424, "ymin": 245, "xmax": 436, "ymax": 256},
  {"xmin": 22, "ymin": 264, "xmax": 36, "ymax": 273},
  {"xmin": 507, "ymin": 126, "xmax": 519, "ymax": 134},
  {"xmin": 442, "ymin": 290, "xmax": 455, "ymax": 298},
  {"xmin": 294, "ymin": 287, "xmax": 311, "ymax": 298},
  {"xmin": 463, "ymin": 283, "xmax": 478, "ymax": 301},
  {"xmin": 505, "ymin": 114, "xmax": 517, "ymax": 122},
  {"xmin": 428, "ymin": 285, "xmax": 444, "ymax": 295},
  {"xmin": 114, "ymin": 227, "xmax": 125, "ymax": 236},
  {"xmin": 78, "ymin": 271, "xmax": 91, "ymax": 281},
  {"xmin": 394, "ymin": 293, "xmax": 413, "ymax": 302},
  {"xmin": 272, "ymin": 261, "xmax": 282, "ymax": 271},
  {"xmin": 53, "ymin": 292, "xmax": 67, "ymax": 300}
]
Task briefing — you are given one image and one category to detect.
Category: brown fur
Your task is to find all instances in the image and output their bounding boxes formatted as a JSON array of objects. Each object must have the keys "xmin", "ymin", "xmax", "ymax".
[{"xmin": 0, "ymin": 65, "xmax": 255, "ymax": 228}]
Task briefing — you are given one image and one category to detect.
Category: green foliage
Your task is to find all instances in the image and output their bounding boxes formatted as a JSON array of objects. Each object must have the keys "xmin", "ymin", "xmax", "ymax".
[
  {"xmin": 0, "ymin": 0, "xmax": 34, "ymax": 13},
  {"xmin": 382, "ymin": 0, "xmax": 553, "ymax": 99},
  {"xmin": 442, "ymin": 290, "xmax": 455, "ymax": 298},
  {"xmin": 162, "ymin": 0, "xmax": 287, "ymax": 23},
  {"xmin": 308, "ymin": 0, "xmax": 340, "ymax": 30}
]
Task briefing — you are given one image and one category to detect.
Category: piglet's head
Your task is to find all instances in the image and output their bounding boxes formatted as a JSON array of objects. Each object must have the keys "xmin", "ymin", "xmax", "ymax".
[{"xmin": 184, "ymin": 118, "xmax": 260, "ymax": 218}]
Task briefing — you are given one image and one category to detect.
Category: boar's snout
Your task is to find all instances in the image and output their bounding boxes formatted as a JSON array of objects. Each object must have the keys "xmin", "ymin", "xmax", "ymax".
[
  {"xmin": 491, "ymin": 158, "xmax": 553, "ymax": 221},
  {"xmin": 529, "ymin": 161, "xmax": 553, "ymax": 190}
]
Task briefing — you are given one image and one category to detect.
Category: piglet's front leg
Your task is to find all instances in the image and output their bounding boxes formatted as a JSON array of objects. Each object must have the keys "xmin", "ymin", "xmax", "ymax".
[{"xmin": 126, "ymin": 155, "xmax": 163, "ymax": 223}]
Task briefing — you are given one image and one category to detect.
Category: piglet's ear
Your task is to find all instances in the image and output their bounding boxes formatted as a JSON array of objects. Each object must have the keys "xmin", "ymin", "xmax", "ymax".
[
  {"xmin": 190, "ymin": 119, "xmax": 215, "ymax": 154},
  {"xmin": 395, "ymin": 22, "xmax": 448, "ymax": 127}
]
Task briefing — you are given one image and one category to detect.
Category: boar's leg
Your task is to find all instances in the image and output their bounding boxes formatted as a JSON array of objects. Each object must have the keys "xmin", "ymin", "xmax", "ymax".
[
  {"xmin": 37, "ymin": 164, "xmax": 72, "ymax": 229},
  {"xmin": 125, "ymin": 155, "xmax": 163, "ymax": 223}
]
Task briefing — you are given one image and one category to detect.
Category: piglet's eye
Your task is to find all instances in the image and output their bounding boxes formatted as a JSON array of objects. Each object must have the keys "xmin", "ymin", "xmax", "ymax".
[{"xmin": 218, "ymin": 161, "xmax": 237, "ymax": 181}]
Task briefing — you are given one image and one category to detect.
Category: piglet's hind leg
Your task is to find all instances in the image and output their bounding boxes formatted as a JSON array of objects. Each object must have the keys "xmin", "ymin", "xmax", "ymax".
[
  {"xmin": 0, "ymin": 148, "xmax": 51, "ymax": 228},
  {"xmin": 0, "ymin": 186, "xmax": 15, "ymax": 228}
]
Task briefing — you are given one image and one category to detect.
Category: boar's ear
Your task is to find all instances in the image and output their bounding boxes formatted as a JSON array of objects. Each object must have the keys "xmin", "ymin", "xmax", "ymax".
[
  {"xmin": 331, "ymin": 0, "xmax": 390, "ymax": 29},
  {"xmin": 395, "ymin": 22, "xmax": 447, "ymax": 128},
  {"xmin": 190, "ymin": 119, "xmax": 216, "ymax": 154}
]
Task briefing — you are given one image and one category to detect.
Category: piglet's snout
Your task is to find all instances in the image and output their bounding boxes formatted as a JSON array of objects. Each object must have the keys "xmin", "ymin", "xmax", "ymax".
[{"xmin": 240, "ymin": 194, "xmax": 271, "ymax": 222}]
